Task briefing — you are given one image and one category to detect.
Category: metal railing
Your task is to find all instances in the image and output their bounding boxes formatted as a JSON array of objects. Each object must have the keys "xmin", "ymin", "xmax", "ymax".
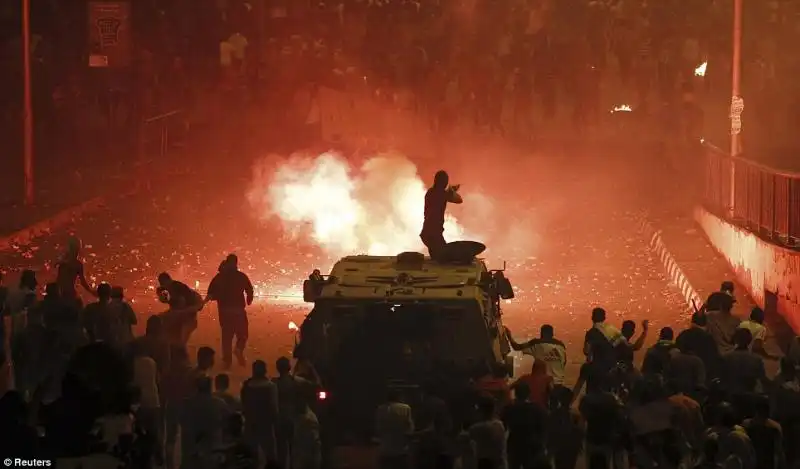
[
  {"xmin": 703, "ymin": 143, "xmax": 800, "ymax": 246},
  {"xmin": 138, "ymin": 109, "xmax": 185, "ymax": 161}
]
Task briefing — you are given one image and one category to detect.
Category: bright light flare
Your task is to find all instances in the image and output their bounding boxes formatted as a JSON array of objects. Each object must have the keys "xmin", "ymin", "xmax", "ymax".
[
  {"xmin": 695, "ymin": 62, "xmax": 707, "ymax": 77},
  {"xmin": 288, "ymin": 321, "xmax": 299, "ymax": 331},
  {"xmin": 249, "ymin": 151, "xmax": 470, "ymax": 257},
  {"xmin": 611, "ymin": 104, "xmax": 633, "ymax": 113}
]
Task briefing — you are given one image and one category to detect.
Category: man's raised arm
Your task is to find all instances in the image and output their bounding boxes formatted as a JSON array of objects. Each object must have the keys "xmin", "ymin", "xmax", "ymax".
[{"xmin": 447, "ymin": 185, "xmax": 463, "ymax": 204}]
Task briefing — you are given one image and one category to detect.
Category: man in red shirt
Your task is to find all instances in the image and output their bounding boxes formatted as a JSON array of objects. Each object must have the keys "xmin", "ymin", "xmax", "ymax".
[
  {"xmin": 474, "ymin": 362, "xmax": 511, "ymax": 410},
  {"xmin": 511, "ymin": 360, "xmax": 553, "ymax": 409}
]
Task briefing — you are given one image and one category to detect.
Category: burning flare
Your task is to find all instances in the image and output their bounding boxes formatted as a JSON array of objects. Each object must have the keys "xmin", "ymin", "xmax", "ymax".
[
  {"xmin": 611, "ymin": 104, "xmax": 633, "ymax": 113},
  {"xmin": 695, "ymin": 62, "xmax": 707, "ymax": 77},
  {"xmin": 288, "ymin": 321, "xmax": 299, "ymax": 331},
  {"xmin": 249, "ymin": 151, "xmax": 467, "ymax": 256}
]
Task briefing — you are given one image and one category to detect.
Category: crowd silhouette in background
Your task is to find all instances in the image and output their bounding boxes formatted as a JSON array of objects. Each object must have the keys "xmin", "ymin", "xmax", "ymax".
[{"xmin": 5, "ymin": 0, "xmax": 794, "ymax": 158}]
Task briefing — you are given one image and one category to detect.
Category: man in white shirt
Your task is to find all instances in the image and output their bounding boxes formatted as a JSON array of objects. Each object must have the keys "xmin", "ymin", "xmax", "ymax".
[
  {"xmin": 375, "ymin": 388, "xmax": 414, "ymax": 469},
  {"xmin": 506, "ymin": 324, "xmax": 567, "ymax": 386}
]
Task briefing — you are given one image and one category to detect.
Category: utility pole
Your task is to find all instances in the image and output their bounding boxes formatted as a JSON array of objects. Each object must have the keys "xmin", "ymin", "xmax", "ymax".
[
  {"xmin": 729, "ymin": 0, "xmax": 743, "ymax": 217},
  {"xmin": 22, "ymin": 0, "xmax": 34, "ymax": 205}
]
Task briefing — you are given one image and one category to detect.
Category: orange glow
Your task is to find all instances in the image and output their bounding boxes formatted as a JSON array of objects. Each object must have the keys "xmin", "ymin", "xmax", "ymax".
[{"xmin": 288, "ymin": 321, "xmax": 299, "ymax": 331}]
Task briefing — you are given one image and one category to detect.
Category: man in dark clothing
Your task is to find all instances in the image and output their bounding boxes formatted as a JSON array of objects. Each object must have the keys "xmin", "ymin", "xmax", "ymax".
[
  {"xmin": 420, "ymin": 170, "xmax": 462, "ymax": 260},
  {"xmin": 158, "ymin": 272, "xmax": 202, "ymax": 311},
  {"xmin": 241, "ymin": 359, "xmax": 279, "ymax": 463},
  {"xmin": 82, "ymin": 282, "xmax": 114, "ymax": 343},
  {"xmin": 157, "ymin": 272, "xmax": 203, "ymax": 345},
  {"xmin": 579, "ymin": 383, "xmax": 627, "ymax": 469},
  {"xmin": 206, "ymin": 254, "xmax": 255, "ymax": 368},
  {"xmin": 641, "ymin": 327, "xmax": 676, "ymax": 375},
  {"xmin": 583, "ymin": 307, "xmax": 625, "ymax": 373},
  {"xmin": 501, "ymin": 382, "xmax": 547, "ymax": 469},
  {"xmin": 722, "ymin": 328, "xmax": 767, "ymax": 396},
  {"xmin": 676, "ymin": 312, "xmax": 720, "ymax": 381},
  {"xmin": 273, "ymin": 356, "xmax": 317, "ymax": 469}
]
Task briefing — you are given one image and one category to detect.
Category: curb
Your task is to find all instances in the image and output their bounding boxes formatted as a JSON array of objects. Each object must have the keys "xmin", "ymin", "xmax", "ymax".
[
  {"xmin": 0, "ymin": 196, "xmax": 107, "ymax": 252},
  {"xmin": 636, "ymin": 213, "xmax": 703, "ymax": 315},
  {"xmin": 0, "ymin": 172, "xmax": 148, "ymax": 253}
]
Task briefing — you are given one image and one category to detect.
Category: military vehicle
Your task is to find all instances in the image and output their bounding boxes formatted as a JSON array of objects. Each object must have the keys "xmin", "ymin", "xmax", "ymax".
[{"xmin": 295, "ymin": 241, "xmax": 516, "ymax": 443}]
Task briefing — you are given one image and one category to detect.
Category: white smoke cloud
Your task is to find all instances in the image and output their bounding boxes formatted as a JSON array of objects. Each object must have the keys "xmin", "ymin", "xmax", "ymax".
[{"xmin": 247, "ymin": 151, "xmax": 469, "ymax": 257}]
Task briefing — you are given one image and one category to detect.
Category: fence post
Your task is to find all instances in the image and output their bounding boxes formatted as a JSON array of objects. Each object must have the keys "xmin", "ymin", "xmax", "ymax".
[{"xmin": 771, "ymin": 175, "xmax": 777, "ymax": 240}]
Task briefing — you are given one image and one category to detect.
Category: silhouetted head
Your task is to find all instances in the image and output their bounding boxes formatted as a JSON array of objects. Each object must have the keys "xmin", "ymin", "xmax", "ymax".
[
  {"xmin": 540, "ymin": 324, "xmax": 554, "ymax": 339},
  {"xmin": 97, "ymin": 283, "xmax": 112, "ymax": 301},
  {"xmin": 111, "ymin": 286, "xmax": 124, "ymax": 300},
  {"xmin": 66, "ymin": 236, "xmax": 82, "ymax": 257},
  {"xmin": 252, "ymin": 359, "xmax": 267, "ymax": 378},
  {"xmin": 513, "ymin": 381, "xmax": 531, "ymax": 402},
  {"xmin": 225, "ymin": 254, "xmax": 238, "ymax": 270},
  {"xmin": 718, "ymin": 402, "xmax": 739, "ymax": 428},
  {"xmin": 720, "ymin": 281, "xmax": 735, "ymax": 296},
  {"xmin": 706, "ymin": 292, "xmax": 734, "ymax": 313},
  {"xmin": 276, "ymin": 356, "xmax": 292, "ymax": 375},
  {"xmin": 145, "ymin": 315, "xmax": 163, "ymax": 337},
  {"xmin": 197, "ymin": 346, "xmax": 215, "ymax": 370},
  {"xmin": 591, "ymin": 307, "xmax": 606, "ymax": 323},
  {"xmin": 659, "ymin": 327, "xmax": 674, "ymax": 341},
  {"xmin": 157, "ymin": 272, "xmax": 172, "ymax": 288},
  {"xmin": 20, "ymin": 269, "xmax": 37, "ymax": 290},
  {"xmin": 750, "ymin": 307, "xmax": 765, "ymax": 324},
  {"xmin": 691, "ymin": 312, "xmax": 707, "ymax": 327},
  {"xmin": 621, "ymin": 320, "xmax": 636, "ymax": 339},
  {"xmin": 733, "ymin": 327, "xmax": 752, "ymax": 350},
  {"xmin": 215, "ymin": 373, "xmax": 230, "ymax": 392},
  {"xmin": 45, "ymin": 282, "xmax": 61, "ymax": 299},
  {"xmin": 433, "ymin": 170, "xmax": 449, "ymax": 189},
  {"xmin": 752, "ymin": 395, "xmax": 770, "ymax": 419}
]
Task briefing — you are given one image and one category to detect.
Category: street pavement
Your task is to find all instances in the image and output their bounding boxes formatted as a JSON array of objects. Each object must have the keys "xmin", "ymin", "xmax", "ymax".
[{"xmin": 0, "ymin": 139, "xmax": 691, "ymax": 385}]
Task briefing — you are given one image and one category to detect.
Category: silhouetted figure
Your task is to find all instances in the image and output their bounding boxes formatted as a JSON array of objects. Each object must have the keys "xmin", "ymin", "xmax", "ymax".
[
  {"xmin": 56, "ymin": 236, "xmax": 97, "ymax": 307},
  {"xmin": 157, "ymin": 272, "xmax": 203, "ymax": 346},
  {"xmin": 206, "ymin": 254, "xmax": 254, "ymax": 368},
  {"xmin": 420, "ymin": 170, "xmax": 462, "ymax": 261}
]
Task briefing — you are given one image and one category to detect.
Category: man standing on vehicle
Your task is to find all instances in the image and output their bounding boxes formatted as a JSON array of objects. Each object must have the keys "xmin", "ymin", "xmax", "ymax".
[
  {"xmin": 420, "ymin": 170, "xmax": 463, "ymax": 261},
  {"xmin": 205, "ymin": 254, "xmax": 254, "ymax": 369}
]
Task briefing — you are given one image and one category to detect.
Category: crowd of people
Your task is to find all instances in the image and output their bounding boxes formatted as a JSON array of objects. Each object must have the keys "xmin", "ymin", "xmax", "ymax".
[{"xmin": 1, "ymin": 226, "xmax": 800, "ymax": 469}]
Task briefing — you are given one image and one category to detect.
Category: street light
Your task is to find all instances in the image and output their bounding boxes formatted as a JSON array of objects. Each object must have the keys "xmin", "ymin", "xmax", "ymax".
[
  {"xmin": 22, "ymin": 0, "xmax": 34, "ymax": 205},
  {"xmin": 728, "ymin": 0, "xmax": 743, "ymax": 218}
]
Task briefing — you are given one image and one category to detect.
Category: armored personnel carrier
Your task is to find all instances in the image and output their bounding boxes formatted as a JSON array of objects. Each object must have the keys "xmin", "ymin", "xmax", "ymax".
[{"xmin": 295, "ymin": 243, "xmax": 515, "ymax": 442}]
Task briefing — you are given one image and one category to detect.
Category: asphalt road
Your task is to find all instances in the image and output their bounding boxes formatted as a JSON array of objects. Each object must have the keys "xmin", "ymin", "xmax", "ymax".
[{"xmin": 0, "ymin": 138, "xmax": 691, "ymax": 383}]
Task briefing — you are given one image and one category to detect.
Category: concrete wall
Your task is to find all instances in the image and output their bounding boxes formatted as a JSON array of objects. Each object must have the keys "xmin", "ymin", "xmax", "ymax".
[{"xmin": 695, "ymin": 206, "xmax": 800, "ymax": 333}]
